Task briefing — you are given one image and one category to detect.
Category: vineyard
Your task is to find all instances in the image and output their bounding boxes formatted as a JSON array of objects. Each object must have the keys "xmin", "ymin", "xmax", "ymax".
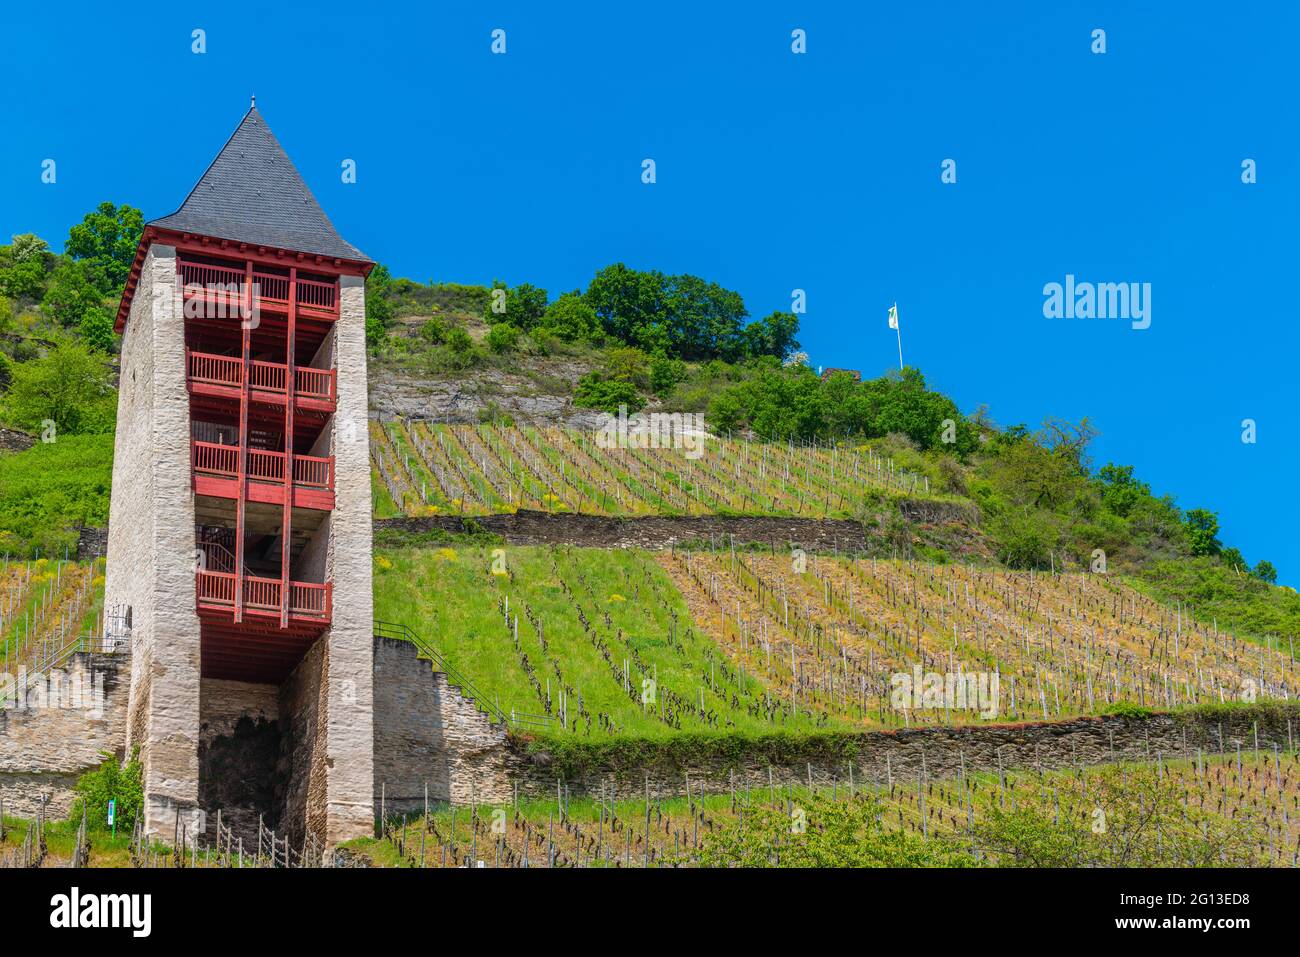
[
  {"xmin": 374, "ymin": 544, "xmax": 1298, "ymax": 736},
  {"xmin": 358, "ymin": 749, "xmax": 1300, "ymax": 867},
  {"xmin": 0, "ymin": 558, "xmax": 104, "ymax": 673},
  {"xmin": 369, "ymin": 420, "xmax": 937, "ymax": 519}
]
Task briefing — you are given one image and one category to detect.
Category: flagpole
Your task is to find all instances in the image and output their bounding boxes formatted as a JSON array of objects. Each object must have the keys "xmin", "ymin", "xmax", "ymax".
[{"xmin": 893, "ymin": 301, "xmax": 903, "ymax": 370}]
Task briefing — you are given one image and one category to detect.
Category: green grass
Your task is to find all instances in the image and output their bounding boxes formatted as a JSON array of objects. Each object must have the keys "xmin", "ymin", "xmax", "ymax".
[
  {"xmin": 0, "ymin": 433, "xmax": 113, "ymax": 559},
  {"xmin": 1129, "ymin": 557, "xmax": 1300, "ymax": 651},
  {"xmin": 373, "ymin": 544, "xmax": 846, "ymax": 739}
]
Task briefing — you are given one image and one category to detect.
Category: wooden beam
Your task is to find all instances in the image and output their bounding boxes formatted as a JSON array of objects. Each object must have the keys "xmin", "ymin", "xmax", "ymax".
[
  {"xmin": 281, "ymin": 267, "xmax": 297, "ymax": 629},
  {"xmin": 233, "ymin": 259, "xmax": 253, "ymax": 623}
]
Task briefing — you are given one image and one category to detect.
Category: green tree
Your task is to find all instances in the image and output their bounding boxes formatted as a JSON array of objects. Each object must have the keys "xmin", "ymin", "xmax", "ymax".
[
  {"xmin": 2, "ymin": 341, "xmax": 114, "ymax": 435},
  {"xmin": 649, "ymin": 355, "xmax": 686, "ymax": 395},
  {"xmin": 573, "ymin": 373, "xmax": 643, "ymax": 413},
  {"xmin": 78, "ymin": 307, "xmax": 117, "ymax": 353},
  {"xmin": 365, "ymin": 264, "xmax": 395, "ymax": 347},
  {"xmin": 1253, "ymin": 559, "xmax": 1278, "ymax": 584},
  {"xmin": 537, "ymin": 291, "xmax": 600, "ymax": 342},
  {"xmin": 64, "ymin": 202, "xmax": 143, "ymax": 292},
  {"xmin": 1097, "ymin": 463, "xmax": 1151, "ymax": 517},
  {"xmin": 42, "ymin": 259, "xmax": 106, "ymax": 328},
  {"xmin": 485, "ymin": 282, "xmax": 548, "ymax": 330},
  {"xmin": 1183, "ymin": 508, "xmax": 1222, "ymax": 556},
  {"xmin": 742, "ymin": 310, "xmax": 801, "ymax": 359},
  {"xmin": 0, "ymin": 234, "xmax": 51, "ymax": 301}
]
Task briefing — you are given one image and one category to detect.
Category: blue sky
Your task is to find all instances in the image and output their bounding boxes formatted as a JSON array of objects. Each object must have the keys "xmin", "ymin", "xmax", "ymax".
[{"xmin": 2, "ymin": 2, "xmax": 1296, "ymax": 583}]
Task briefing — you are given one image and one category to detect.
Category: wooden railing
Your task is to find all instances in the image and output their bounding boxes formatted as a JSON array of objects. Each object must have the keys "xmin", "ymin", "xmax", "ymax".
[
  {"xmin": 196, "ymin": 571, "xmax": 332, "ymax": 619},
  {"xmin": 192, "ymin": 441, "xmax": 334, "ymax": 490},
  {"xmin": 186, "ymin": 350, "xmax": 336, "ymax": 402},
  {"xmin": 178, "ymin": 259, "xmax": 338, "ymax": 315}
]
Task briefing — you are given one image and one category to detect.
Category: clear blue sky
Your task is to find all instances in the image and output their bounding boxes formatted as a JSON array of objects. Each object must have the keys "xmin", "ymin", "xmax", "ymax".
[{"xmin": 2, "ymin": 2, "xmax": 1296, "ymax": 583}]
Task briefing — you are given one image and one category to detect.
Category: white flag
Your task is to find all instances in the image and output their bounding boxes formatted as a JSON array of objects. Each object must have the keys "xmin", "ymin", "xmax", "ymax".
[{"xmin": 888, "ymin": 304, "xmax": 899, "ymax": 329}]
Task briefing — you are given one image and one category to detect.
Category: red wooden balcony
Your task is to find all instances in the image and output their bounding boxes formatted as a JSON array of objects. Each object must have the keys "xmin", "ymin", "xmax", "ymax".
[
  {"xmin": 196, "ymin": 570, "xmax": 332, "ymax": 623},
  {"xmin": 192, "ymin": 440, "xmax": 335, "ymax": 510},
  {"xmin": 178, "ymin": 259, "xmax": 338, "ymax": 317},
  {"xmin": 187, "ymin": 350, "xmax": 336, "ymax": 412}
]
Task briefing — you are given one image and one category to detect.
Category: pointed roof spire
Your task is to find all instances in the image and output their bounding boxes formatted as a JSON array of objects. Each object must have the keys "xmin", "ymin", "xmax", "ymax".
[{"xmin": 148, "ymin": 104, "xmax": 368, "ymax": 262}]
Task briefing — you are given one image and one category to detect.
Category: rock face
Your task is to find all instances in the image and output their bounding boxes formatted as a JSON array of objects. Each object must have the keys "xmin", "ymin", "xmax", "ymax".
[
  {"xmin": 0, "ymin": 428, "xmax": 34, "ymax": 453},
  {"xmin": 368, "ymin": 368, "xmax": 607, "ymax": 430},
  {"xmin": 376, "ymin": 510, "xmax": 877, "ymax": 550}
]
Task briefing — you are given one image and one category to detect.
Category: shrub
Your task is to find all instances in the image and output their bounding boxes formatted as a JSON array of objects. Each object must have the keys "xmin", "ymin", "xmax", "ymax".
[
  {"xmin": 574, "ymin": 373, "xmax": 643, "ymax": 413},
  {"xmin": 72, "ymin": 749, "xmax": 143, "ymax": 831},
  {"xmin": 486, "ymin": 323, "xmax": 520, "ymax": 354}
]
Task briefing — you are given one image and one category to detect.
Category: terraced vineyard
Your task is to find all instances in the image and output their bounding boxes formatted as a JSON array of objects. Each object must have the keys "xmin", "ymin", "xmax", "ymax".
[
  {"xmin": 375, "ymin": 544, "xmax": 1297, "ymax": 735},
  {"xmin": 370, "ymin": 420, "xmax": 936, "ymax": 519},
  {"xmin": 359, "ymin": 750, "xmax": 1300, "ymax": 868},
  {"xmin": 0, "ymin": 558, "xmax": 104, "ymax": 671}
]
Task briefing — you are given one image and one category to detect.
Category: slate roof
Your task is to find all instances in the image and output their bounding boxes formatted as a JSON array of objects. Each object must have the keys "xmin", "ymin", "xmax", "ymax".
[{"xmin": 149, "ymin": 105, "xmax": 369, "ymax": 262}]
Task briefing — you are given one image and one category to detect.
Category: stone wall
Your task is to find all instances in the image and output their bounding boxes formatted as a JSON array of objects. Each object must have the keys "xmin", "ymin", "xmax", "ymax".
[
  {"xmin": 317, "ymin": 273, "xmax": 376, "ymax": 847},
  {"xmin": 278, "ymin": 637, "xmax": 327, "ymax": 850},
  {"xmin": 0, "ymin": 651, "xmax": 130, "ymax": 818},
  {"xmin": 198, "ymin": 679, "xmax": 281, "ymax": 844},
  {"xmin": 504, "ymin": 704, "xmax": 1300, "ymax": 803},
  {"xmin": 372, "ymin": 636, "xmax": 509, "ymax": 814},
  {"xmin": 104, "ymin": 243, "xmax": 205, "ymax": 841},
  {"xmin": 376, "ymin": 510, "xmax": 878, "ymax": 551},
  {"xmin": 76, "ymin": 526, "xmax": 107, "ymax": 561}
]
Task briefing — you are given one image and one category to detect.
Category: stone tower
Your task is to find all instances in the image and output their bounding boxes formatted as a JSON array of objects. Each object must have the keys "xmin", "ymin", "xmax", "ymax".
[{"xmin": 107, "ymin": 104, "xmax": 374, "ymax": 849}]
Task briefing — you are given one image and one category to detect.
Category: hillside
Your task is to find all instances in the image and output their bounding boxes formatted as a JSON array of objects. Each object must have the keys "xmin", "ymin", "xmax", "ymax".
[{"xmin": 375, "ymin": 543, "xmax": 1297, "ymax": 739}]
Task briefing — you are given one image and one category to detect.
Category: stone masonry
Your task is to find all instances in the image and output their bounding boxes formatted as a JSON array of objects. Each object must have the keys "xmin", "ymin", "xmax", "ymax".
[
  {"xmin": 0, "ymin": 651, "xmax": 130, "ymax": 818},
  {"xmin": 103, "ymin": 244, "xmax": 207, "ymax": 841}
]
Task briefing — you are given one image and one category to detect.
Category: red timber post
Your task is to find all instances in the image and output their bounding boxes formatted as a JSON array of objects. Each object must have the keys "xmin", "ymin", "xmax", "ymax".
[
  {"xmin": 280, "ymin": 267, "xmax": 297, "ymax": 628},
  {"xmin": 233, "ymin": 259, "xmax": 253, "ymax": 623}
]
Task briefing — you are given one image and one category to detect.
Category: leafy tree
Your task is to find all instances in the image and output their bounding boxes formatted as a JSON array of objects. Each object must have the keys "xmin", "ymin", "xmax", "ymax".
[
  {"xmin": 537, "ymin": 291, "xmax": 600, "ymax": 342},
  {"xmin": 41, "ymin": 259, "xmax": 105, "ymax": 327},
  {"xmin": 485, "ymin": 282, "xmax": 548, "ymax": 330},
  {"xmin": 649, "ymin": 355, "xmax": 686, "ymax": 395},
  {"xmin": 1097, "ymin": 463, "xmax": 1150, "ymax": 517},
  {"xmin": 0, "ymin": 257, "xmax": 47, "ymax": 301},
  {"xmin": 573, "ymin": 373, "xmax": 643, "ymax": 413},
  {"xmin": 742, "ymin": 310, "xmax": 801, "ymax": 359},
  {"xmin": 1183, "ymin": 508, "xmax": 1222, "ymax": 556},
  {"xmin": 1038, "ymin": 416, "xmax": 1099, "ymax": 473},
  {"xmin": 584, "ymin": 263, "xmax": 752, "ymax": 360},
  {"xmin": 602, "ymin": 345, "xmax": 652, "ymax": 391},
  {"xmin": 1220, "ymin": 547, "xmax": 1247, "ymax": 572},
  {"xmin": 64, "ymin": 202, "xmax": 143, "ymax": 292},
  {"xmin": 78, "ymin": 307, "xmax": 116, "ymax": 353},
  {"xmin": 2, "ymin": 341, "xmax": 114, "ymax": 435},
  {"xmin": 365, "ymin": 263, "xmax": 395, "ymax": 347},
  {"xmin": 1253, "ymin": 559, "xmax": 1278, "ymax": 584}
]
